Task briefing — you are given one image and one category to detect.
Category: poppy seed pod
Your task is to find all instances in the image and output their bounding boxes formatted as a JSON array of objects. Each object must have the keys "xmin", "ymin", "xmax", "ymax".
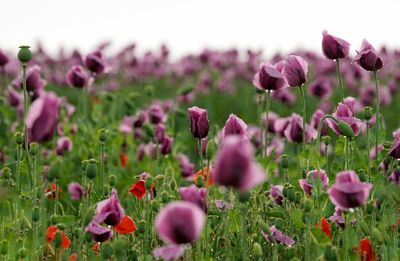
[
  {"xmin": 98, "ymin": 128, "xmax": 109, "ymax": 142},
  {"xmin": 85, "ymin": 159, "xmax": 98, "ymax": 179},
  {"xmin": 322, "ymin": 31, "xmax": 350, "ymax": 60},
  {"xmin": 18, "ymin": 46, "xmax": 32, "ymax": 63},
  {"xmin": 362, "ymin": 107, "xmax": 373, "ymax": 121},
  {"xmin": 15, "ymin": 132, "xmax": 24, "ymax": 145}
]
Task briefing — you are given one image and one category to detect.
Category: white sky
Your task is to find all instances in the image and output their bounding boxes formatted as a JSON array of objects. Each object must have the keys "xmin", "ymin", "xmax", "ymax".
[{"xmin": 2, "ymin": 0, "xmax": 400, "ymax": 58}]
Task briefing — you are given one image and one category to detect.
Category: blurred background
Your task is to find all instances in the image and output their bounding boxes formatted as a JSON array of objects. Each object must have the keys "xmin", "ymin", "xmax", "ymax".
[{"xmin": 2, "ymin": 0, "xmax": 400, "ymax": 57}]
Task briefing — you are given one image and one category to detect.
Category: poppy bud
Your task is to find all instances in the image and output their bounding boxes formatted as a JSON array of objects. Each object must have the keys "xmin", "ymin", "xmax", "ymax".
[
  {"xmin": 109, "ymin": 175, "xmax": 116, "ymax": 186},
  {"xmin": 137, "ymin": 220, "xmax": 146, "ymax": 234},
  {"xmin": 280, "ymin": 154, "xmax": 290, "ymax": 169},
  {"xmin": 258, "ymin": 220, "xmax": 270, "ymax": 234},
  {"xmin": 155, "ymin": 175, "xmax": 165, "ymax": 182},
  {"xmin": 142, "ymin": 123, "xmax": 154, "ymax": 138},
  {"xmin": 18, "ymin": 46, "xmax": 32, "ymax": 63},
  {"xmin": 303, "ymin": 198, "xmax": 313, "ymax": 212},
  {"xmin": 100, "ymin": 242, "xmax": 113, "ymax": 259},
  {"xmin": 362, "ymin": 107, "xmax": 373, "ymax": 121},
  {"xmin": 15, "ymin": 132, "xmax": 24, "ymax": 145},
  {"xmin": 372, "ymin": 228, "xmax": 383, "ymax": 243},
  {"xmin": 282, "ymin": 184, "xmax": 292, "ymax": 197},
  {"xmin": 206, "ymin": 140, "xmax": 217, "ymax": 160},
  {"xmin": 83, "ymin": 207, "xmax": 96, "ymax": 227},
  {"xmin": 85, "ymin": 159, "xmax": 98, "ymax": 179},
  {"xmin": 195, "ymin": 175, "xmax": 204, "ymax": 188},
  {"xmin": 238, "ymin": 191, "xmax": 251, "ymax": 202},
  {"xmin": 113, "ymin": 237, "xmax": 127, "ymax": 257},
  {"xmin": 29, "ymin": 142, "xmax": 39, "ymax": 156},
  {"xmin": 32, "ymin": 207, "xmax": 40, "ymax": 222},
  {"xmin": 322, "ymin": 136, "xmax": 331, "ymax": 146},
  {"xmin": 151, "ymin": 201, "xmax": 159, "ymax": 211},
  {"xmin": 357, "ymin": 169, "xmax": 367, "ymax": 182},
  {"xmin": 253, "ymin": 243, "xmax": 262, "ymax": 257},
  {"xmin": 169, "ymin": 180, "xmax": 177, "ymax": 191},
  {"xmin": 98, "ymin": 128, "xmax": 109, "ymax": 142},
  {"xmin": 73, "ymin": 228, "xmax": 81, "ymax": 239},
  {"xmin": 337, "ymin": 121, "xmax": 355, "ymax": 138},
  {"xmin": 145, "ymin": 178, "xmax": 153, "ymax": 190},
  {"xmin": 287, "ymin": 189, "xmax": 296, "ymax": 202},
  {"xmin": 54, "ymin": 233, "xmax": 62, "ymax": 248},
  {"xmin": 1, "ymin": 167, "xmax": 10, "ymax": 179},
  {"xmin": 324, "ymin": 245, "xmax": 338, "ymax": 261},
  {"xmin": 161, "ymin": 191, "xmax": 169, "ymax": 203}
]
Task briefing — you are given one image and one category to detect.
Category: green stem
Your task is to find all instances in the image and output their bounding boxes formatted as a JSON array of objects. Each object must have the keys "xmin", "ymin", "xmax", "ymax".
[
  {"xmin": 373, "ymin": 71, "xmax": 380, "ymax": 165},
  {"xmin": 101, "ymin": 142, "xmax": 105, "ymax": 198},
  {"xmin": 299, "ymin": 85, "xmax": 307, "ymax": 145},
  {"xmin": 240, "ymin": 205, "xmax": 247, "ymax": 260},
  {"xmin": 55, "ymin": 179, "xmax": 58, "ymax": 215},
  {"xmin": 345, "ymin": 138, "xmax": 348, "ymax": 169},
  {"xmin": 366, "ymin": 122, "xmax": 371, "ymax": 182},
  {"xmin": 336, "ymin": 59, "xmax": 344, "ymax": 103},
  {"xmin": 315, "ymin": 115, "xmax": 338, "ymax": 169},
  {"xmin": 22, "ymin": 63, "xmax": 32, "ymax": 188},
  {"xmin": 264, "ymin": 90, "xmax": 271, "ymax": 156},
  {"xmin": 198, "ymin": 138, "xmax": 204, "ymax": 177},
  {"xmin": 16, "ymin": 145, "xmax": 21, "ymax": 194}
]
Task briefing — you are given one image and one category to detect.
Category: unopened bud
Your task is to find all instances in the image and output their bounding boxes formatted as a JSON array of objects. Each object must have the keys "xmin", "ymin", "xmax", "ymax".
[
  {"xmin": 15, "ymin": 132, "xmax": 24, "ymax": 145},
  {"xmin": 98, "ymin": 128, "xmax": 109, "ymax": 142},
  {"xmin": 337, "ymin": 121, "xmax": 355, "ymax": 139},
  {"xmin": 362, "ymin": 107, "xmax": 373, "ymax": 121}
]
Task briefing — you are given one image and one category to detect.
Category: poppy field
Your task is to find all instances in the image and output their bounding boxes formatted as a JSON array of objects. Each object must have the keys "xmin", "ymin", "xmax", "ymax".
[{"xmin": 0, "ymin": 31, "xmax": 400, "ymax": 261}]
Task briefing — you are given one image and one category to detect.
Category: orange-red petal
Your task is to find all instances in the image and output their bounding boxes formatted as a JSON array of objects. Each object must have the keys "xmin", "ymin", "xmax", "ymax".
[
  {"xmin": 46, "ymin": 226, "xmax": 58, "ymax": 242},
  {"xmin": 194, "ymin": 166, "xmax": 213, "ymax": 187},
  {"xmin": 61, "ymin": 232, "xmax": 72, "ymax": 249},
  {"xmin": 120, "ymin": 152, "xmax": 128, "ymax": 167},
  {"xmin": 129, "ymin": 180, "xmax": 146, "ymax": 199},
  {"xmin": 115, "ymin": 215, "xmax": 137, "ymax": 234},
  {"xmin": 92, "ymin": 242, "xmax": 99, "ymax": 256}
]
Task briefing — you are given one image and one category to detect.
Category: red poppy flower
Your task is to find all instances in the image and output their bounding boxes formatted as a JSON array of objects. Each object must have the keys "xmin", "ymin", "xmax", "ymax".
[
  {"xmin": 315, "ymin": 217, "xmax": 331, "ymax": 239},
  {"xmin": 92, "ymin": 242, "xmax": 99, "ymax": 256},
  {"xmin": 129, "ymin": 180, "xmax": 146, "ymax": 199},
  {"xmin": 46, "ymin": 226, "xmax": 71, "ymax": 249},
  {"xmin": 354, "ymin": 238, "xmax": 377, "ymax": 261},
  {"xmin": 115, "ymin": 215, "xmax": 137, "ymax": 234},
  {"xmin": 194, "ymin": 166, "xmax": 213, "ymax": 187},
  {"xmin": 120, "ymin": 152, "xmax": 128, "ymax": 167},
  {"xmin": 69, "ymin": 254, "xmax": 78, "ymax": 261},
  {"xmin": 45, "ymin": 183, "xmax": 62, "ymax": 199}
]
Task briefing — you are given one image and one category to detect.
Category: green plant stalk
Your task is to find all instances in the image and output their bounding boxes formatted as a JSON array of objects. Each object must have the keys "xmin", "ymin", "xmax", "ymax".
[
  {"xmin": 22, "ymin": 63, "xmax": 32, "ymax": 188},
  {"xmin": 336, "ymin": 59, "xmax": 344, "ymax": 103},
  {"xmin": 299, "ymin": 85, "xmax": 307, "ymax": 145},
  {"xmin": 55, "ymin": 179, "xmax": 58, "ymax": 215},
  {"xmin": 345, "ymin": 138, "xmax": 348, "ymax": 169},
  {"xmin": 204, "ymin": 158, "xmax": 210, "ymax": 257},
  {"xmin": 264, "ymin": 90, "xmax": 271, "ymax": 156},
  {"xmin": 240, "ymin": 204, "xmax": 247, "ymax": 261},
  {"xmin": 198, "ymin": 138, "xmax": 204, "ymax": 178},
  {"xmin": 366, "ymin": 122, "xmax": 371, "ymax": 182},
  {"xmin": 101, "ymin": 142, "xmax": 105, "ymax": 198},
  {"xmin": 16, "ymin": 145, "xmax": 21, "ymax": 194},
  {"xmin": 316, "ymin": 115, "xmax": 338, "ymax": 169},
  {"xmin": 373, "ymin": 71, "xmax": 380, "ymax": 165}
]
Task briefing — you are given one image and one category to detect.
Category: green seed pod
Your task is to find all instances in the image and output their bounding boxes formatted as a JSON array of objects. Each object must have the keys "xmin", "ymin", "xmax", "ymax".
[
  {"xmin": 15, "ymin": 132, "xmax": 24, "ymax": 145},
  {"xmin": 145, "ymin": 177, "xmax": 153, "ymax": 190},
  {"xmin": 238, "ymin": 191, "xmax": 251, "ymax": 202},
  {"xmin": 109, "ymin": 175, "xmax": 116, "ymax": 186},
  {"xmin": 155, "ymin": 175, "xmax": 165, "ymax": 182},
  {"xmin": 357, "ymin": 169, "xmax": 367, "ymax": 182},
  {"xmin": 322, "ymin": 135, "xmax": 331, "ymax": 146},
  {"xmin": 98, "ymin": 128, "xmax": 109, "ymax": 142},
  {"xmin": 18, "ymin": 46, "xmax": 32, "ymax": 63},
  {"xmin": 169, "ymin": 180, "xmax": 177, "ymax": 191},
  {"xmin": 362, "ymin": 107, "xmax": 373, "ymax": 121},
  {"xmin": 372, "ymin": 228, "xmax": 383, "ymax": 243},
  {"xmin": 137, "ymin": 220, "xmax": 146, "ymax": 234},
  {"xmin": 85, "ymin": 159, "xmax": 98, "ymax": 179},
  {"xmin": 54, "ymin": 232, "xmax": 62, "ymax": 248},
  {"xmin": 17, "ymin": 247, "xmax": 27, "ymax": 258},
  {"xmin": 282, "ymin": 183, "xmax": 292, "ymax": 197},
  {"xmin": 113, "ymin": 237, "xmax": 127, "ymax": 257},
  {"xmin": 287, "ymin": 189, "xmax": 296, "ymax": 203},
  {"xmin": 206, "ymin": 140, "xmax": 217, "ymax": 160},
  {"xmin": 280, "ymin": 154, "xmax": 290, "ymax": 169},
  {"xmin": 337, "ymin": 121, "xmax": 355, "ymax": 139},
  {"xmin": 359, "ymin": 220, "xmax": 370, "ymax": 235},
  {"xmin": 151, "ymin": 201, "xmax": 159, "ymax": 211},
  {"xmin": 303, "ymin": 198, "xmax": 313, "ymax": 212},
  {"xmin": 161, "ymin": 191, "xmax": 169, "ymax": 203},
  {"xmin": 0, "ymin": 240, "xmax": 7, "ymax": 255},
  {"xmin": 324, "ymin": 245, "xmax": 338, "ymax": 261},
  {"xmin": 29, "ymin": 142, "xmax": 39, "ymax": 156},
  {"xmin": 142, "ymin": 123, "xmax": 154, "ymax": 138},
  {"xmin": 195, "ymin": 175, "xmax": 204, "ymax": 188},
  {"xmin": 1, "ymin": 167, "xmax": 11, "ymax": 179},
  {"xmin": 145, "ymin": 85, "xmax": 154, "ymax": 97},
  {"xmin": 32, "ymin": 207, "xmax": 40, "ymax": 222},
  {"xmin": 100, "ymin": 242, "xmax": 113, "ymax": 259},
  {"xmin": 253, "ymin": 243, "xmax": 262, "ymax": 257}
]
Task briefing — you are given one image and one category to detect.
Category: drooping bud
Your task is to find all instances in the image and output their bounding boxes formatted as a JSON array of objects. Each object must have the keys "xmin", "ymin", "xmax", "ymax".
[
  {"xmin": 337, "ymin": 121, "xmax": 355, "ymax": 138},
  {"xmin": 253, "ymin": 243, "xmax": 263, "ymax": 257}
]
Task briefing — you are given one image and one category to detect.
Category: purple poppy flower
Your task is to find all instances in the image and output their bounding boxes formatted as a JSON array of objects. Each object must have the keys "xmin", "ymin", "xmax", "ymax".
[
  {"xmin": 85, "ymin": 221, "xmax": 113, "ymax": 242},
  {"xmin": 6, "ymin": 87, "xmax": 24, "ymax": 113},
  {"xmin": 155, "ymin": 123, "xmax": 166, "ymax": 143},
  {"xmin": 283, "ymin": 113, "xmax": 317, "ymax": 143},
  {"xmin": 327, "ymin": 170, "xmax": 373, "ymax": 209},
  {"xmin": 252, "ymin": 63, "xmax": 287, "ymax": 91},
  {"xmin": 266, "ymin": 137, "xmax": 284, "ymax": 158},
  {"xmin": 221, "ymin": 114, "xmax": 248, "ymax": 139},
  {"xmin": 310, "ymin": 109, "xmax": 328, "ymax": 136},
  {"xmin": 137, "ymin": 143, "xmax": 156, "ymax": 161},
  {"xmin": 359, "ymin": 85, "xmax": 391, "ymax": 107},
  {"xmin": 149, "ymin": 104, "xmax": 166, "ymax": 124},
  {"xmin": 389, "ymin": 169, "xmax": 400, "ymax": 185},
  {"xmin": 26, "ymin": 92, "xmax": 60, "ymax": 143},
  {"xmin": 272, "ymin": 88, "xmax": 296, "ymax": 105},
  {"xmin": 56, "ymin": 136, "xmax": 73, "ymax": 155},
  {"xmin": 214, "ymin": 200, "xmax": 233, "ymax": 211},
  {"xmin": 308, "ymin": 76, "xmax": 332, "ymax": 99},
  {"xmin": 214, "ymin": 136, "xmax": 267, "ymax": 191},
  {"xmin": 370, "ymin": 144, "xmax": 384, "ymax": 160},
  {"xmin": 94, "ymin": 189, "xmax": 125, "ymax": 226},
  {"xmin": 329, "ymin": 207, "xmax": 345, "ymax": 228},
  {"xmin": 160, "ymin": 135, "xmax": 173, "ymax": 155},
  {"xmin": 188, "ymin": 106, "xmax": 209, "ymax": 139},
  {"xmin": 299, "ymin": 169, "xmax": 329, "ymax": 196},
  {"xmin": 353, "ymin": 39, "xmax": 383, "ymax": 71},
  {"xmin": 0, "ymin": 49, "xmax": 9, "ymax": 67},
  {"xmin": 262, "ymin": 111, "xmax": 279, "ymax": 133},
  {"xmin": 66, "ymin": 65, "xmax": 89, "ymax": 88},
  {"xmin": 262, "ymin": 225, "xmax": 295, "ymax": 246},
  {"xmin": 282, "ymin": 55, "xmax": 308, "ymax": 87},
  {"xmin": 389, "ymin": 138, "xmax": 400, "ymax": 159},
  {"xmin": 269, "ymin": 185, "xmax": 284, "ymax": 205},
  {"xmin": 153, "ymin": 245, "xmax": 185, "ymax": 261},
  {"xmin": 84, "ymin": 50, "xmax": 107, "ymax": 75},
  {"xmin": 179, "ymin": 185, "xmax": 207, "ymax": 212},
  {"xmin": 13, "ymin": 65, "xmax": 46, "ymax": 93},
  {"xmin": 177, "ymin": 154, "xmax": 195, "ymax": 179},
  {"xmin": 155, "ymin": 201, "xmax": 205, "ymax": 244},
  {"xmin": 133, "ymin": 111, "xmax": 147, "ymax": 128},
  {"xmin": 327, "ymin": 97, "xmax": 362, "ymax": 137},
  {"xmin": 321, "ymin": 31, "xmax": 350, "ymax": 60},
  {"xmin": 119, "ymin": 116, "xmax": 134, "ymax": 134},
  {"xmin": 68, "ymin": 182, "xmax": 83, "ymax": 200}
]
